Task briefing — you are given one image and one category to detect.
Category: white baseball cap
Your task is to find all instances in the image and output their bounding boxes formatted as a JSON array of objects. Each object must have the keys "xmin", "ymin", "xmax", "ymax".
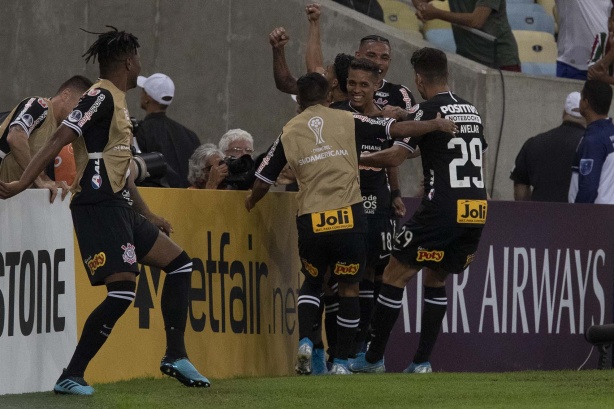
[
  {"xmin": 137, "ymin": 73, "xmax": 175, "ymax": 105},
  {"xmin": 564, "ymin": 91, "xmax": 582, "ymax": 118}
]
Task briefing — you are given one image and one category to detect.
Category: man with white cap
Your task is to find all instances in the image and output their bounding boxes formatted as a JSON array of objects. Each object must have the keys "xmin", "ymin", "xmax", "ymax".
[
  {"xmin": 510, "ymin": 91, "xmax": 586, "ymax": 202},
  {"xmin": 136, "ymin": 73, "xmax": 200, "ymax": 188}
]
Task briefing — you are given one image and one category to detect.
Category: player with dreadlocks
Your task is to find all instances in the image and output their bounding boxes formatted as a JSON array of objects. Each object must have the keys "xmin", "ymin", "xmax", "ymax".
[{"xmin": 0, "ymin": 26, "xmax": 211, "ymax": 395}]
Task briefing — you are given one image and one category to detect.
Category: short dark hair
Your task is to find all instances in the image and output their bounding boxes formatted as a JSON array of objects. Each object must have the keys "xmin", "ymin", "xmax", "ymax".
[
  {"xmin": 582, "ymin": 80, "xmax": 613, "ymax": 116},
  {"xmin": 411, "ymin": 47, "xmax": 448, "ymax": 85},
  {"xmin": 334, "ymin": 53, "xmax": 354, "ymax": 94},
  {"xmin": 349, "ymin": 58, "xmax": 380, "ymax": 80},
  {"xmin": 359, "ymin": 35, "xmax": 390, "ymax": 46},
  {"xmin": 56, "ymin": 75, "xmax": 93, "ymax": 95},
  {"xmin": 297, "ymin": 72, "xmax": 329, "ymax": 108},
  {"xmin": 82, "ymin": 26, "xmax": 140, "ymax": 73}
]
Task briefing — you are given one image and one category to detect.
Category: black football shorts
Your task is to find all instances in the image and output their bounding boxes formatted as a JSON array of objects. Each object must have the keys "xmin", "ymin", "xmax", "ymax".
[
  {"xmin": 392, "ymin": 217, "xmax": 483, "ymax": 274},
  {"xmin": 71, "ymin": 205, "xmax": 159, "ymax": 285}
]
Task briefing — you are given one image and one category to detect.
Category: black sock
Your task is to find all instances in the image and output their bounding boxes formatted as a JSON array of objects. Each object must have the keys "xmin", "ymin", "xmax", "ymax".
[
  {"xmin": 65, "ymin": 281, "xmax": 135, "ymax": 377},
  {"xmin": 297, "ymin": 279, "xmax": 321, "ymax": 342},
  {"xmin": 353, "ymin": 279, "xmax": 375, "ymax": 355},
  {"xmin": 365, "ymin": 283, "xmax": 404, "ymax": 363},
  {"xmin": 323, "ymin": 292, "xmax": 339, "ymax": 361},
  {"xmin": 161, "ymin": 251, "xmax": 192, "ymax": 360},
  {"xmin": 336, "ymin": 296, "xmax": 360, "ymax": 361},
  {"xmin": 413, "ymin": 286, "xmax": 447, "ymax": 364},
  {"xmin": 313, "ymin": 292, "xmax": 325, "ymax": 349}
]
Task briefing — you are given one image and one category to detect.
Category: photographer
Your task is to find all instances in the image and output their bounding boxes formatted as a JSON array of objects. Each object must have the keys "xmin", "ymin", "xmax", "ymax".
[
  {"xmin": 217, "ymin": 128, "xmax": 256, "ymax": 190},
  {"xmin": 187, "ymin": 143, "xmax": 227, "ymax": 189}
]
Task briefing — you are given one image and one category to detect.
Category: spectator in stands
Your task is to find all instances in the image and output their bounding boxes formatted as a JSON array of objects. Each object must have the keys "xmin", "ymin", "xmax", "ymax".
[
  {"xmin": 588, "ymin": 5, "xmax": 614, "ymax": 85},
  {"xmin": 186, "ymin": 143, "xmax": 227, "ymax": 189},
  {"xmin": 555, "ymin": 0, "xmax": 612, "ymax": 80},
  {"xmin": 332, "ymin": 0, "xmax": 384, "ymax": 23},
  {"xmin": 412, "ymin": 0, "xmax": 521, "ymax": 71},
  {"xmin": 510, "ymin": 91, "xmax": 586, "ymax": 202},
  {"xmin": 0, "ymin": 75, "xmax": 92, "ymax": 201},
  {"xmin": 136, "ymin": 73, "xmax": 200, "ymax": 188},
  {"xmin": 569, "ymin": 80, "xmax": 614, "ymax": 204}
]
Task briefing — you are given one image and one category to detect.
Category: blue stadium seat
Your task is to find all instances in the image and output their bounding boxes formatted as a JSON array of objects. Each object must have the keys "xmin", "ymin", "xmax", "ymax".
[
  {"xmin": 424, "ymin": 29, "xmax": 457, "ymax": 53},
  {"xmin": 521, "ymin": 62, "xmax": 556, "ymax": 76},
  {"xmin": 507, "ymin": 3, "xmax": 555, "ymax": 35}
]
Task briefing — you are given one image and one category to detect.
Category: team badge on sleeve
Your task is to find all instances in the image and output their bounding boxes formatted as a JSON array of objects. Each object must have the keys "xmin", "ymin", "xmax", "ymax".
[
  {"xmin": 579, "ymin": 159, "xmax": 594, "ymax": 176},
  {"xmin": 68, "ymin": 110, "xmax": 83, "ymax": 123}
]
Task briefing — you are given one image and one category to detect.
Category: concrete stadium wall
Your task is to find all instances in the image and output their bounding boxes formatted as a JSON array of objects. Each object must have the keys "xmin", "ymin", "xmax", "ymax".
[{"xmin": 0, "ymin": 0, "xmax": 609, "ymax": 200}]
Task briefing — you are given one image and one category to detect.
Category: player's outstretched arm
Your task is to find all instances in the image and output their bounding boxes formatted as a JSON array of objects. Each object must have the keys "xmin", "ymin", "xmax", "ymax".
[
  {"xmin": 127, "ymin": 160, "xmax": 173, "ymax": 235},
  {"xmin": 305, "ymin": 3, "xmax": 326, "ymax": 75},
  {"xmin": 390, "ymin": 113, "xmax": 457, "ymax": 139},
  {"xmin": 270, "ymin": 27, "xmax": 299, "ymax": 94},
  {"xmin": 245, "ymin": 178, "xmax": 272, "ymax": 211},
  {"xmin": 0, "ymin": 125, "xmax": 76, "ymax": 202},
  {"xmin": 360, "ymin": 145, "xmax": 412, "ymax": 168}
]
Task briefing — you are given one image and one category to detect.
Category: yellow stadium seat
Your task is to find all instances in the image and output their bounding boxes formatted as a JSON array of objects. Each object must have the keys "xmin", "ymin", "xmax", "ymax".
[
  {"xmin": 378, "ymin": 0, "xmax": 421, "ymax": 33},
  {"xmin": 422, "ymin": 0, "xmax": 452, "ymax": 32},
  {"xmin": 536, "ymin": 0, "xmax": 555, "ymax": 17},
  {"xmin": 513, "ymin": 30, "xmax": 557, "ymax": 76}
]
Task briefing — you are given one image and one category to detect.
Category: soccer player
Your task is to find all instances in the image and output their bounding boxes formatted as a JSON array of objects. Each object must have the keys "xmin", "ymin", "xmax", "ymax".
[
  {"xmin": 246, "ymin": 72, "xmax": 457, "ymax": 375},
  {"xmin": 0, "ymin": 75, "xmax": 92, "ymax": 199},
  {"xmin": 333, "ymin": 58, "xmax": 414, "ymax": 356},
  {"xmin": 0, "ymin": 27, "xmax": 210, "ymax": 395},
  {"xmin": 349, "ymin": 47, "xmax": 488, "ymax": 374}
]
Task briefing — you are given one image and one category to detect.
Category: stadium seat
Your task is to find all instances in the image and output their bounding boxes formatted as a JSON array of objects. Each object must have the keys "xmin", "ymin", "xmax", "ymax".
[
  {"xmin": 507, "ymin": 3, "xmax": 555, "ymax": 35},
  {"xmin": 513, "ymin": 30, "xmax": 557, "ymax": 76},
  {"xmin": 422, "ymin": 0, "xmax": 457, "ymax": 53},
  {"xmin": 536, "ymin": 0, "xmax": 556, "ymax": 17},
  {"xmin": 378, "ymin": 0, "xmax": 421, "ymax": 33}
]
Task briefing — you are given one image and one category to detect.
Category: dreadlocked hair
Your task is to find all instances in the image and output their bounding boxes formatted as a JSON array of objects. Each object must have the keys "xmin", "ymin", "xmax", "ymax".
[{"xmin": 81, "ymin": 26, "xmax": 140, "ymax": 69}]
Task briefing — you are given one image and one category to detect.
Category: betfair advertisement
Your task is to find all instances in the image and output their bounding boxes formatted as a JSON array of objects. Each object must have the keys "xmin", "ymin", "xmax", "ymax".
[{"xmin": 75, "ymin": 189, "xmax": 301, "ymax": 383}]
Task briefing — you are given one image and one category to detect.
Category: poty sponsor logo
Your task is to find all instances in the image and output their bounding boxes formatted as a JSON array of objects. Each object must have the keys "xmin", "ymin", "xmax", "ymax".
[
  {"xmin": 414, "ymin": 110, "xmax": 423, "ymax": 121},
  {"xmin": 78, "ymin": 94, "xmax": 106, "ymax": 127},
  {"xmin": 400, "ymin": 88, "xmax": 412, "ymax": 106},
  {"xmin": 301, "ymin": 258, "xmax": 319, "ymax": 277},
  {"xmin": 86, "ymin": 252, "xmax": 106, "ymax": 275},
  {"xmin": 375, "ymin": 91, "xmax": 389, "ymax": 97},
  {"xmin": 416, "ymin": 249, "xmax": 444, "ymax": 262},
  {"xmin": 67, "ymin": 110, "xmax": 83, "ymax": 123},
  {"xmin": 408, "ymin": 104, "xmax": 420, "ymax": 114},
  {"xmin": 353, "ymin": 114, "xmax": 390, "ymax": 126},
  {"xmin": 121, "ymin": 243, "xmax": 137, "ymax": 265},
  {"xmin": 87, "ymin": 88, "xmax": 101, "ymax": 97},
  {"xmin": 91, "ymin": 174, "xmax": 102, "ymax": 189},
  {"xmin": 333, "ymin": 263, "xmax": 360, "ymax": 275},
  {"xmin": 37, "ymin": 98, "xmax": 48, "ymax": 108}
]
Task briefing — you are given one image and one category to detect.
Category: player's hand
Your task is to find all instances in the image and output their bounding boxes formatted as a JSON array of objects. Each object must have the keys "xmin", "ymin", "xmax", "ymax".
[
  {"xmin": 269, "ymin": 27, "xmax": 290, "ymax": 49},
  {"xmin": 46, "ymin": 180, "xmax": 71, "ymax": 203},
  {"xmin": 148, "ymin": 213, "xmax": 174, "ymax": 235},
  {"xmin": 0, "ymin": 180, "xmax": 27, "ymax": 200},
  {"xmin": 275, "ymin": 164, "xmax": 296, "ymax": 186},
  {"xmin": 392, "ymin": 196, "xmax": 406, "ymax": 218},
  {"xmin": 245, "ymin": 194, "xmax": 255, "ymax": 212},
  {"xmin": 306, "ymin": 3, "xmax": 321, "ymax": 22},
  {"xmin": 435, "ymin": 112, "xmax": 458, "ymax": 134},
  {"xmin": 382, "ymin": 105, "xmax": 410, "ymax": 121}
]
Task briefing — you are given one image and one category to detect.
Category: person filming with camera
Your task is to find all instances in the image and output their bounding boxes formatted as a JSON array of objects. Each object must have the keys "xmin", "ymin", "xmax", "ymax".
[{"xmin": 213, "ymin": 128, "xmax": 256, "ymax": 190}]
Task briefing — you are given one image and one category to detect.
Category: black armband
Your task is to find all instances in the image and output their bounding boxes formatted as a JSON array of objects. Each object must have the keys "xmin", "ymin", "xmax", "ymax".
[{"xmin": 391, "ymin": 189, "xmax": 402, "ymax": 199}]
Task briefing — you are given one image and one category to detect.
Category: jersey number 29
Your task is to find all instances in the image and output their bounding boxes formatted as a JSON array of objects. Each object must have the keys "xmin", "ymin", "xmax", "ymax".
[{"xmin": 448, "ymin": 138, "xmax": 484, "ymax": 188}]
